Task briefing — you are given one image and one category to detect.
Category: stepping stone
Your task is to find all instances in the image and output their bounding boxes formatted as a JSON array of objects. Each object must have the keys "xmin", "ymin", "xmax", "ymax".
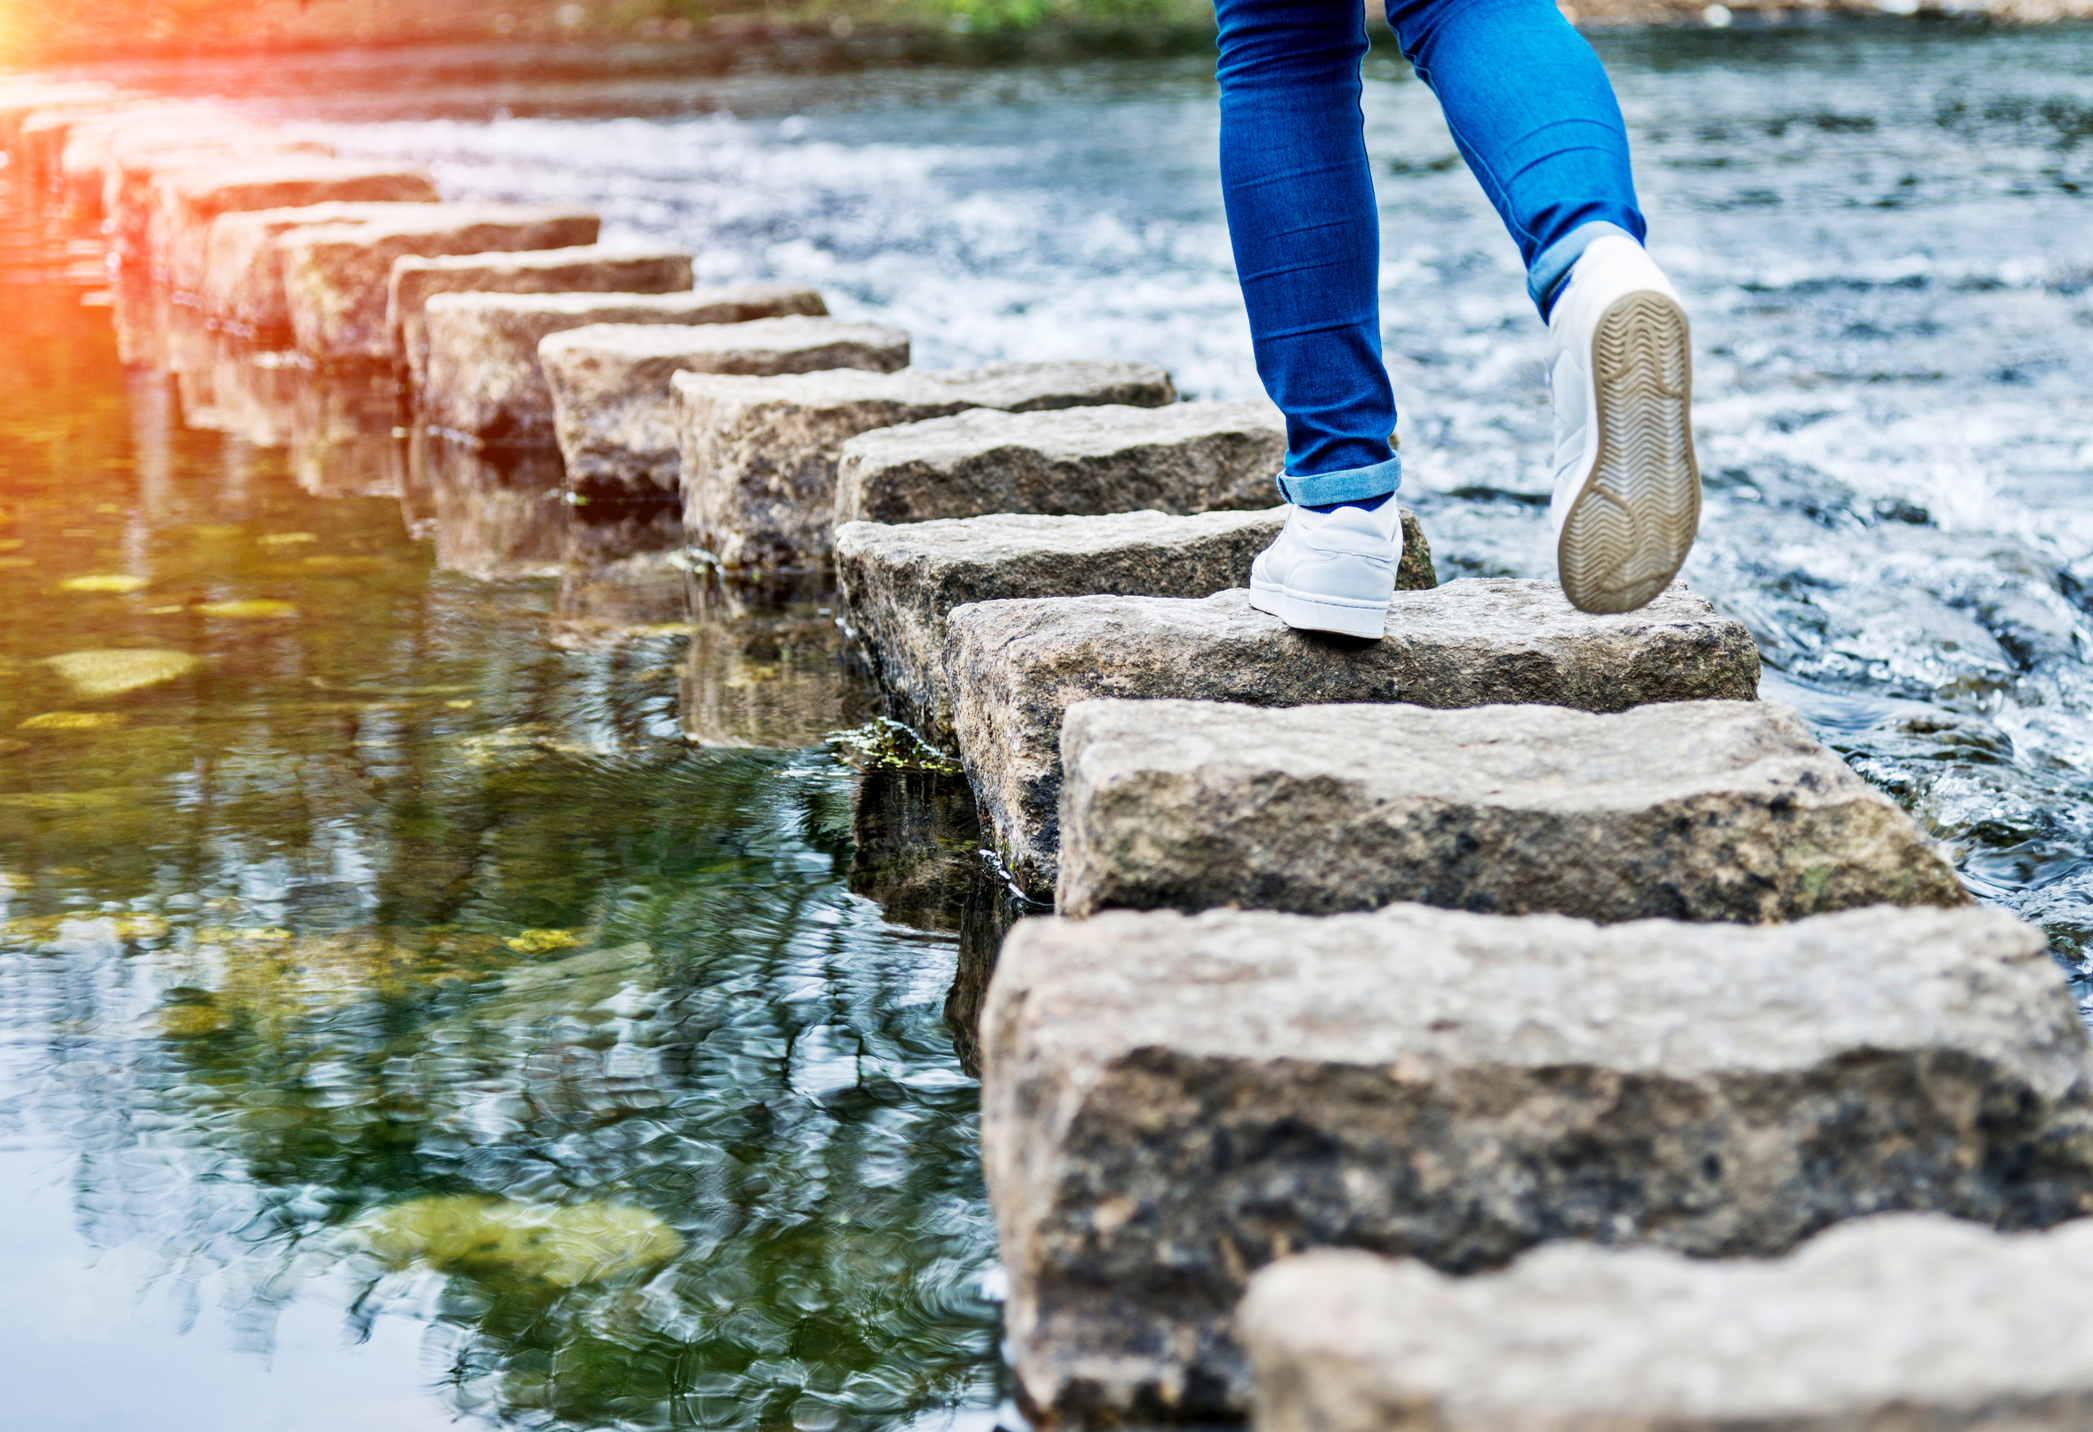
[
  {"xmin": 836, "ymin": 507, "xmax": 1434, "ymax": 745},
  {"xmin": 118, "ymin": 140, "xmax": 343, "ymax": 266},
  {"xmin": 674, "ymin": 361, "xmax": 1177, "ymax": 570},
  {"xmin": 832, "ymin": 400, "xmax": 1286, "ymax": 529},
  {"xmin": 1242, "ymin": 1216, "xmax": 2093, "ymax": 1432},
  {"xmin": 1055, "ymin": 696, "xmax": 1967, "ymax": 920},
  {"xmin": 389, "ymin": 244, "xmax": 696, "ymax": 382},
  {"xmin": 946, "ymin": 581, "xmax": 1761, "ymax": 899},
  {"xmin": 981, "ymin": 901, "xmax": 2093, "ymax": 1423},
  {"xmin": 154, "ymin": 158, "xmax": 441, "ymax": 293},
  {"xmin": 420, "ymin": 284, "xmax": 828, "ymax": 448},
  {"xmin": 280, "ymin": 204, "xmax": 602, "ymax": 362},
  {"xmin": 543, "ymin": 316, "xmax": 912, "ymax": 499},
  {"xmin": 200, "ymin": 202, "xmax": 447, "ymax": 337}
]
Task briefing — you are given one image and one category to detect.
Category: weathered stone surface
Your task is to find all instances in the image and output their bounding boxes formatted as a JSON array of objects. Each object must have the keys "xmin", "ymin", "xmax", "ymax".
[
  {"xmin": 545, "ymin": 316, "xmax": 911, "ymax": 497},
  {"xmin": 676, "ymin": 361, "xmax": 1177, "ymax": 570},
  {"xmin": 389, "ymin": 244, "xmax": 696, "ymax": 383},
  {"xmin": 117, "ymin": 139, "xmax": 341, "ymax": 267},
  {"xmin": 281, "ymin": 205, "xmax": 601, "ymax": 362},
  {"xmin": 1244, "ymin": 1216, "xmax": 2093, "ymax": 1432},
  {"xmin": 421, "ymin": 284, "xmax": 827, "ymax": 447},
  {"xmin": 833, "ymin": 401, "xmax": 1286, "ymax": 530},
  {"xmin": 201, "ymin": 202, "xmax": 458, "ymax": 336},
  {"xmin": 837, "ymin": 508, "xmax": 1434, "ymax": 744},
  {"xmin": 1056, "ymin": 697, "xmax": 1967, "ymax": 920},
  {"xmin": 155, "ymin": 159, "xmax": 440, "ymax": 293},
  {"xmin": 982, "ymin": 902, "xmax": 2093, "ymax": 1424},
  {"xmin": 946, "ymin": 581, "xmax": 1761, "ymax": 898}
]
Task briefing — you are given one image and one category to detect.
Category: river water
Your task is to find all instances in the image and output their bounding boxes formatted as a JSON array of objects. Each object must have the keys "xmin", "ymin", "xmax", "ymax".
[{"xmin": 2, "ymin": 23, "xmax": 2091, "ymax": 1432}]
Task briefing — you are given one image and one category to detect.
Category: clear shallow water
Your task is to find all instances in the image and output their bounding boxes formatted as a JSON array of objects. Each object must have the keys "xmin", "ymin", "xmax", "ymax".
[{"xmin": 1, "ymin": 24, "xmax": 2091, "ymax": 1431}]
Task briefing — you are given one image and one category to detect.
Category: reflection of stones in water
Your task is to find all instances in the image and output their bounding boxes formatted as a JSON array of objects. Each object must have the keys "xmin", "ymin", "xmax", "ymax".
[
  {"xmin": 413, "ymin": 436, "xmax": 570, "ymax": 580},
  {"xmin": 110, "ymin": 274, "xmax": 172, "ymax": 371},
  {"xmin": 849, "ymin": 764, "xmax": 982, "ymax": 933},
  {"xmin": 680, "ymin": 569, "xmax": 879, "ymax": 748},
  {"xmin": 194, "ymin": 335, "xmax": 306, "ymax": 448},
  {"xmin": 554, "ymin": 517, "xmax": 690, "ymax": 643},
  {"xmin": 291, "ymin": 360, "xmax": 401, "ymax": 499},
  {"xmin": 948, "ymin": 881, "xmax": 1033, "ymax": 1081}
]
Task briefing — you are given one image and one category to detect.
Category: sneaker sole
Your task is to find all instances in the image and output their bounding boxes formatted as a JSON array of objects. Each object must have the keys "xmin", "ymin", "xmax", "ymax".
[
  {"xmin": 1247, "ymin": 577, "xmax": 1388, "ymax": 640},
  {"xmin": 1556, "ymin": 289, "xmax": 1701, "ymax": 615}
]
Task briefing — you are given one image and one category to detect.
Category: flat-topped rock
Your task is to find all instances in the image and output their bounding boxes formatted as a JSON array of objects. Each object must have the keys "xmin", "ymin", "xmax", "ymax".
[
  {"xmin": 421, "ymin": 284, "xmax": 827, "ymax": 447},
  {"xmin": 154, "ymin": 159, "xmax": 440, "ymax": 293},
  {"xmin": 946, "ymin": 580, "xmax": 1760, "ymax": 898},
  {"xmin": 199, "ymin": 201, "xmax": 445, "ymax": 336},
  {"xmin": 833, "ymin": 401, "xmax": 1285, "ymax": 530},
  {"xmin": 1245, "ymin": 1216, "xmax": 2093, "ymax": 1432},
  {"xmin": 389, "ymin": 245, "xmax": 696, "ymax": 382},
  {"xmin": 544, "ymin": 316, "xmax": 910, "ymax": 498},
  {"xmin": 982, "ymin": 902, "xmax": 2093, "ymax": 1424},
  {"xmin": 1057, "ymin": 697, "xmax": 1966, "ymax": 920},
  {"xmin": 676, "ymin": 361, "xmax": 1177, "ymax": 571},
  {"xmin": 118, "ymin": 140, "xmax": 343, "ymax": 268},
  {"xmin": 281, "ymin": 205, "xmax": 602, "ymax": 362},
  {"xmin": 837, "ymin": 508, "xmax": 1433, "ymax": 744}
]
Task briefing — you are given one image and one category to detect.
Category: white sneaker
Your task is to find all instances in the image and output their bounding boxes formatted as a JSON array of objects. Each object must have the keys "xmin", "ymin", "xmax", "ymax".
[
  {"xmin": 1547, "ymin": 234, "xmax": 1701, "ymax": 615},
  {"xmin": 1247, "ymin": 499, "xmax": 1403, "ymax": 639}
]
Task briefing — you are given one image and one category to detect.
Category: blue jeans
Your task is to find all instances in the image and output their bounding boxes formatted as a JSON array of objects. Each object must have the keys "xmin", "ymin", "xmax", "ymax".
[{"xmin": 1216, "ymin": 0, "xmax": 1646, "ymax": 505}]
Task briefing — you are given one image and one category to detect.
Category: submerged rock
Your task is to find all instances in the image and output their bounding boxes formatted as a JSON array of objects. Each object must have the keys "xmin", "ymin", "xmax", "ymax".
[
  {"xmin": 1244, "ymin": 1216, "xmax": 2093, "ymax": 1432},
  {"xmin": 1055, "ymin": 697, "xmax": 1968, "ymax": 921},
  {"xmin": 945, "ymin": 581, "xmax": 1760, "ymax": 898},
  {"xmin": 356, "ymin": 1194, "xmax": 683, "ymax": 1288},
  {"xmin": 544, "ymin": 316, "xmax": 911, "ymax": 498},
  {"xmin": 42, "ymin": 648, "xmax": 201, "ymax": 698},
  {"xmin": 982, "ymin": 902, "xmax": 2093, "ymax": 1423},
  {"xmin": 834, "ymin": 507, "xmax": 1432, "ymax": 745},
  {"xmin": 678, "ymin": 361, "xmax": 1177, "ymax": 572},
  {"xmin": 200, "ymin": 201, "xmax": 460, "ymax": 337},
  {"xmin": 420, "ymin": 284, "xmax": 827, "ymax": 449}
]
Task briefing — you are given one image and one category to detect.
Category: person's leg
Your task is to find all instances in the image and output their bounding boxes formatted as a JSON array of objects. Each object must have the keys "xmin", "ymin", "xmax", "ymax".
[{"xmin": 1385, "ymin": 0, "xmax": 1645, "ymax": 317}]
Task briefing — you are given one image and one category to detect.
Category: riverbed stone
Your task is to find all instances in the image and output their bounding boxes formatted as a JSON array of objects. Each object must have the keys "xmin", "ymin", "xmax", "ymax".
[
  {"xmin": 420, "ymin": 284, "xmax": 827, "ymax": 447},
  {"xmin": 544, "ymin": 316, "xmax": 911, "ymax": 498},
  {"xmin": 1055, "ymin": 697, "xmax": 1967, "ymax": 920},
  {"xmin": 676, "ymin": 361, "xmax": 1178, "ymax": 571},
  {"xmin": 281, "ymin": 205, "xmax": 602, "ymax": 362},
  {"xmin": 982, "ymin": 901, "xmax": 2093, "ymax": 1424},
  {"xmin": 1242, "ymin": 1216, "xmax": 2093, "ymax": 1432},
  {"xmin": 832, "ymin": 401, "xmax": 1286, "ymax": 529},
  {"xmin": 946, "ymin": 581, "xmax": 1760, "ymax": 898},
  {"xmin": 155, "ymin": 158, "xmax": 440, "ymax": 293},
  {"xmin": 201, "ymin": 202, "xmax": 476, "ymax": 337},
  {"xmin": 389, "ymin": 244, "xmax": 696, "ymax": 382},
  {"xmin": 836, "ymin": 507, "xmax": 1433, "ymax": 744}
]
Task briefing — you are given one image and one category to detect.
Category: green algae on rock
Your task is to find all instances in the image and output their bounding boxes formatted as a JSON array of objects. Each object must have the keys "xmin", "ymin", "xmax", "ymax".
[
  {"xmin": 42, "ymin": 648, "xmax": 201, "ymax": 698},
  {"xmin": 356, "ymin": 1195, "xmax": 684, "ymax": 1287}
]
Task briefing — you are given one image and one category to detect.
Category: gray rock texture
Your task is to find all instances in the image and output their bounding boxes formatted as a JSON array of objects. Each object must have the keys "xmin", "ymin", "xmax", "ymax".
[
  {"xmin": 543, "ymin": 316, "xmax": 911, "ymax": 497},
  {"xmin": 389, "ymin": 244, "xmax": 696, "ymax": 383},
  {"xmin": 154, "ymin": 159, "xmax": 440, "ymax": 293},
  {"xmin": 946, "ymin": 581, "xmax": 1760, "ymax": 898},
  {"xmin": 1244, "ymin": 1216, "xmax": 2093, "ymax": 1432},
  {"xmin": 982, "ymin": 902, "xmax": 2093, "ymax": 1424},
  {"xmin": 198, "ymin": 202, "xmax": 442, "ymax": 336},
  {"xmin": 419, "ymin": 284, "xmax": 827, "ymax": 447},
  {"xmin": 118, "ymin": 141, "xmax": 338, "ymax": 270},
  {"xmin": 835, "ymin": 507, "xmax": 1434, "ymax": 745},
  {"xmin": 1056, "ymin": 697, "xmax": 1968, "ymax": 921},
  {"xmin": 676, "ymin": 362, "xmax": 1178, "ymax": 571},
  {"xmin": 832, "ymin": 401, "xmax": 1286, "ymax": 529},
  {"xmin": 280, "ymin": 205, "xmax": 602, "ymax": 362}
]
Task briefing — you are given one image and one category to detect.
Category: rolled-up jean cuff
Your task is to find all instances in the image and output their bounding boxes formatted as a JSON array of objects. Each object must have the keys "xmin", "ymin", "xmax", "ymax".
[
  {"xmin": 1275, "ymin": 454, "xmax": 1403, "ymax": 507},
  {"xmin": 1529, "ymin": 221, "xmax": 1640, "ymax": 317}
]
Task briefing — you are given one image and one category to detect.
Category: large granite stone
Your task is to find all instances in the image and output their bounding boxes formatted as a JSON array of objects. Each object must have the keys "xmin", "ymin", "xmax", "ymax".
[
  {"xmin": 1055, "ymin": 697, "xmax": 1967, "ymax": 920},
  {"xmin": 945, "ymin": 581, "xmax": 1760, "ymax": 898},
  {"xmin": 675, "ymin": 361, "xmax": 1177, "ymax": 571},
  {"xmin": 832, "ymin": 401, "xmax": 1286, "ymax": 528},
  {"xmin": 982, "ymin": 902, "xmax": 2093, "ymax": 1424},
  {"xmin": 280, "ymin": 205, "xmax": 601, "ymax": 362},
  {"xmin": 201, "ymin": 202, "xmax": 476, "ymax": 338},
  {"xmin": 836, "ymin": 507, "xmax": 1433, "ymax": 745},
  {"xmin": 543, "ymin": 316, "xmax": 911, "ymax": 498},
  {"xmin": 114, "ymin": 139, "xmax": 341, "ymax": 266},
  {"xmin": 1244, "ymin": 1216, "xmax": 2093, "ymax": 1432},
  {"xmin": 154, "ymin": 159, "xmax": 440, "ymax": 293},
  {"xmin": 389, "ymin": 244, "xmax": 695, "ymax": 383},
  {"xmin": 420, "ymin": 284, "xmax": 827, "ymax": 447}
]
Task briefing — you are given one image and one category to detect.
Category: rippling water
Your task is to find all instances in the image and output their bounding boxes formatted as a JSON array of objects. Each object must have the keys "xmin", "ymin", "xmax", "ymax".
[{"xmin": 4, "ymin": 23, "xmax": 2092, "ymax": 1431}]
